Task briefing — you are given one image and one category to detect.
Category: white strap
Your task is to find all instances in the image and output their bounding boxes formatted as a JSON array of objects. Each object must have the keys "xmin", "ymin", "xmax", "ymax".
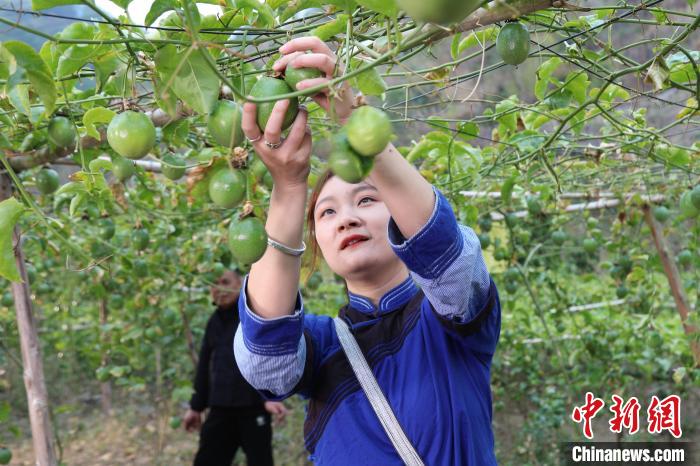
[{"xmin": 333, "ymin": 317, "xmax": 425, "ymax": 466}]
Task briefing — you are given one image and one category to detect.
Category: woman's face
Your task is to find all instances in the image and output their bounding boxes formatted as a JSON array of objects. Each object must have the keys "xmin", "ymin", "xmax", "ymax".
[{"xmin": 313, "ymin": 176, "xmax": 400, "ymax": 280}]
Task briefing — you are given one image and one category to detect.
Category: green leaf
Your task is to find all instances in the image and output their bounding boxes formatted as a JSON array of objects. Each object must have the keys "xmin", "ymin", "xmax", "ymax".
[
  {"xmin": 457, "ymin": 27, "xmax": 498, "ymax": 55},
  {"xmin": 181, "ymin": 1, "xmax": 201, "ymax": 30},
  {"xmin": 564, "ymin": 71, "xmax": 590, "ymax": 104},
  {"xmin": 155, "ymin": 45, "xmax": 220, "ymax": 115},
  {"xmin": 234, "ymin": 0, "xmax": 276, "ymax": 28},
  {"xmin": 55, "ymin": 181, "xmax": 87, "ymax": 197},
  {"xmin": 89, "ymin": 158, "xmax": 113, "ymax": 172},
  {"xmin": 494, "ymin": 95, "xmax": 519, "ymax": 137},
  {"xmin": 0, "ymin": 133, "xmax": 10, "ymax": 150},
  {"xmin": 153, "ymin": 73, "xmax": 179, "ymax": 118},
  {"xmin": 26, "ymin": 70, "xmax": 57, "ymax": 116},
  {"xmin": 501, "ymin": 175, "xmax": 517, "ymax": 206},
  {"xmin": 326, "ymin": 0, "xmax": 357, "ymax": 10},
  {"xmin": 507, "ymin": 130, "xmax": 546, "ymax": 153},
  {"xmin": 146, "ymin": 0, "xmax": 176, "ymax": 25},
  {"xmin": 0, "ymin": 198, "xmax": 26, "ymax": 282},
  {"xmin": 162, "ymin": 119, "xmax": 190, "ymax": 146},
  {"xmin": 450, "ymin": 33, "xmax": 462, "ymax": 60},
  {"xmin": 355, "ymin": 0, "xmax": 397, "ymax": 16},
  {"xmin": 351, "ymin": 60, "xmax": 386, "ymax": 96},
  {"xmin": 57, "ymin": 44, "xmax": 102, "ymax": 78},
  {"xmin": 32, "ymin": 0, "xmax": 80, "ymax": 11},
  {"xmin": 311, "ymin": 14, "xmax": 349, "ymax": 41},
  {"xmin": 534, "ymin": 57, "xmax": 561, "ymax": 99},
  {"xmin": 2, "ymin": 41, "xmax": 56, "ymax": 114},
  {"xmin": 8, "ymin": 85, "xmax": 31, "ymax": 117},
  {"xmin": 93, "ymin": 50, "xmax": 123, "ymax": 91},
  {"xmin": 651, "ymin": 10, "xmax": 668, "ymax": 24},
  {"xmin": 457, "ymin": 122, "xmax": 478, "ymax": 140},
  {"xmin": 83, "ymin": 107, "xmax": 116, "ymax": 140},
  {"xmin": 4, "ymin": 41, "xmax": 50, "ymax": 77},
  {"xmin": 69, "ymin": 192, "xmax": 86, "ymax": 217}
]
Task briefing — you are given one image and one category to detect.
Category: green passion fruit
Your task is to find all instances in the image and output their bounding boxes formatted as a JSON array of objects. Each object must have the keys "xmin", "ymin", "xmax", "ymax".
[
  {"xmin": 496, "ymin": 22, "xmax": 531, "ymax": 66},
  {"xmin": 250, "ymin": 76, "xmax": 299, "ymax": 131},
  {"xmin": 478, "ymin": 234, "xmax": 491, "ymax": 249},
  {"xmin": 0, "ymin": 447, "xmax": 12, "ymax": 465},
  {"xmin": 284, "ymin": 58, "xmax": 323, "ymax": 91},
  {"xmin": 328, "ymin": 132, "xmax": 374, "ymax": 183},
  {"xmin": 35, "ymin": 168, "xmax": 60, "ymax": 194},
  {"xmin": 111, "ymin": 155, "xmax": 136, "ymax": 182},
  {"xmin": 169, "ymin": 416, "xmax": 182, "ymax": 429},
  {"xmin": 1, "ymin": 292, "xmax": 13, "ymax": 307},
  {"xmin": 208, "ymin": 168, "xmax": 246, "ymax": 208},
  {"xmin": 551, "ymin": 229, "xmax": 567, "ymax": 245},
  {"xmin": 583, "ymin": 238, "xmax": 598, "ymax": 254},
  {"xmin": 652, "ymin": 205, "xmax": 671, "ymax": 223},
  {"xmin": 208, "ymin": 100, "xmax": 244, "ymax": 149},
  {"xmin": 396, "ymin": 0, "xmax": 481, "ymax": 25},
  {"xmin": 47, "ymin": 116, "xmax": 77, "ymax": 148},
  {"xmin": 161, "ymin": 154, "xmax": 186, "ymax": 180},
  {"xmin": 691, "ymin": 185, "xmax": 700, "ymax": 209},
  {"xmin": 107, "ymin": 111, "xmax": 156, "ymax": 160},
  {"xmin": 133, "ymin": 259, "xmax": 149, "ymax": 277},
  {"xmin": 99, "ymin": 218, "xmax": 115, "ymax": 240},
  {"xmin": 345, "ymin": 106, "xmax": 393, "ymax": 157},
  {"xmin": 680, "ymin": 190, "xmax": 699, "ymax": 218},
  {"xmin": 677, "ymin": 249, "xmax": 693, "ymax": 267},
  {"xmin": 478, "ymin": 216, "xmax": 492, "ymax": 233},
  {"xmin": 228, "ymin": 216, "xmax": 267, "ymax": 265},
  {"xmin": 132, "ymin": 229, "xmax": 150, "ymax": 251}
]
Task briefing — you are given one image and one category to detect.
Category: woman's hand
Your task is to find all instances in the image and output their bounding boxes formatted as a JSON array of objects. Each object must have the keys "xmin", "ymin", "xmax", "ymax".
[
  {"xmin": 273, "ymin": 36, "xmax": 355, "ymax": 124},
  {"xmin": 242, "ymin": 100, "xmax": 312, "ymax": 190}
]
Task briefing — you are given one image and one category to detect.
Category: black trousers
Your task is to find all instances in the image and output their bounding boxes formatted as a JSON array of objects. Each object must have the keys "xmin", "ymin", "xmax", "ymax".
[{"xmin": 194, "ymin": 406, "xmax": 274, "ymax": 466}]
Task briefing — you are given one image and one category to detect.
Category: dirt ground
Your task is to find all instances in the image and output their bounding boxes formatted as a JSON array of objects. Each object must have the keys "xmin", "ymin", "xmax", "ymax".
[{"xmin": 6, "ymin": 406, "xmax": 311, "ymax": 466}]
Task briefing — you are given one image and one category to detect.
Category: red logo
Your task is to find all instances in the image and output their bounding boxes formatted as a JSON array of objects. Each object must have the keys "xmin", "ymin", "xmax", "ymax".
[
  {"xmin": 647, "ymin": 395, "xmax": 682, "ymax": 438},
  {"xmin": 572, "ymin": 393, "xmax": 682, "ymax": 439},
  {"xmin": 609, "ymin": 395, "xmax": 641, "ymax": 435},
  {"xmin": 571, "ymin": 392, "xmax": 605, "ymax": 439}
]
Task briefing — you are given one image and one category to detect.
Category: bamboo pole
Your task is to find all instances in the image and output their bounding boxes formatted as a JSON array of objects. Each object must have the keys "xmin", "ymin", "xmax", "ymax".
[{"xmin": 0, "ymin": 174, "xmax": 57, "ymax": 466}]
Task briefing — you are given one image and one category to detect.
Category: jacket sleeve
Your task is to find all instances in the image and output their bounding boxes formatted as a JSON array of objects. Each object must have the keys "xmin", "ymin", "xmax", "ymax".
[
  {"xmin": 387, "ymin": 186, "xmax": 499, "ymax": 352},
  {"xmin": 233, "ymin": 274, "xmax": 309, "ymax": 399},
  {"xmin": 189, "ymin": 316, "xmax": 213, "ymax": 411}
]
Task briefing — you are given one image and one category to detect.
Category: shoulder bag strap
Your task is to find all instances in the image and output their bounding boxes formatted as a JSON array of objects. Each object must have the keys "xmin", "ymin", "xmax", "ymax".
[{"xmin": 333, "ymin": 317, "xmax": 425, "ymax": 466}]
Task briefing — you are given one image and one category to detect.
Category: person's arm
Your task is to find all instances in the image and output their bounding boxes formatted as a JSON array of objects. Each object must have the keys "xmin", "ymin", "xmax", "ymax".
[
  {"xmin": 233, "ymin": 85, "xmax": 314, "ymax": 397},
  {"xmin": 189, "ymin": 317, "xmax": 212, "ymax": 412}
]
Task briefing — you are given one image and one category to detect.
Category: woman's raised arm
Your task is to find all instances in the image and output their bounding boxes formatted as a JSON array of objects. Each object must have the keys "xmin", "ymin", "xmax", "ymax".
[{"xmin": 241, "ymin": 101, "xmax": 311, "ymax": 318}]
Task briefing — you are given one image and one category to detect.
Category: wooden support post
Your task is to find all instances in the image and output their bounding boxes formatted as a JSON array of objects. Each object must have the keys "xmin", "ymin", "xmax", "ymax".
[
  {"xmin": 0, "ymin": 174, "xmax": 57, "ymax": 466},
  {"xmin": 642, "ymin": 204, "xmax": 700, "ymax": 367},
  {"xmin": 99, "ymin": 297, "xmax": 112, "ymax": 416}
]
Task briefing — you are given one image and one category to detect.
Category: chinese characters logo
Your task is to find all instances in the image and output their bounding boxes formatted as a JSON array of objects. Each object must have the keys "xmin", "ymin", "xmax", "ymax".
[{"xmin": 571, "ymin": 392, "xmax": 681, "ymax": 439}]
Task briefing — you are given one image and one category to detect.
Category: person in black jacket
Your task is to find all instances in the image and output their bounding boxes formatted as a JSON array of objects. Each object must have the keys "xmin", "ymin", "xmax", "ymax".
[{"xmin": 184, "ymin": 269, "xmax": 289, "ymax": 466}]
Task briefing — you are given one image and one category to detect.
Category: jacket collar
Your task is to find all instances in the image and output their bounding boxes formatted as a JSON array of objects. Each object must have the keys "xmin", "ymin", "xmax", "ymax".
[{"xmin": 346, "ymin": 275, "xmax": 419, "ymax": 317}]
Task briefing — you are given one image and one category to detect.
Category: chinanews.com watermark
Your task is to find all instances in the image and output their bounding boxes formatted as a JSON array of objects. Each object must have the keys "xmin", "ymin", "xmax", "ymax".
[{"xmin": 560, "ymin": 392, "xmax": 694, "ymax": 465}]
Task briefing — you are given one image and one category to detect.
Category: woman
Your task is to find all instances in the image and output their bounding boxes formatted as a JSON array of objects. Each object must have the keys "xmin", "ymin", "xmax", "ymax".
[{"xmin": 234, "ymin": 37, "xmax": 501, "ymax": 465}]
